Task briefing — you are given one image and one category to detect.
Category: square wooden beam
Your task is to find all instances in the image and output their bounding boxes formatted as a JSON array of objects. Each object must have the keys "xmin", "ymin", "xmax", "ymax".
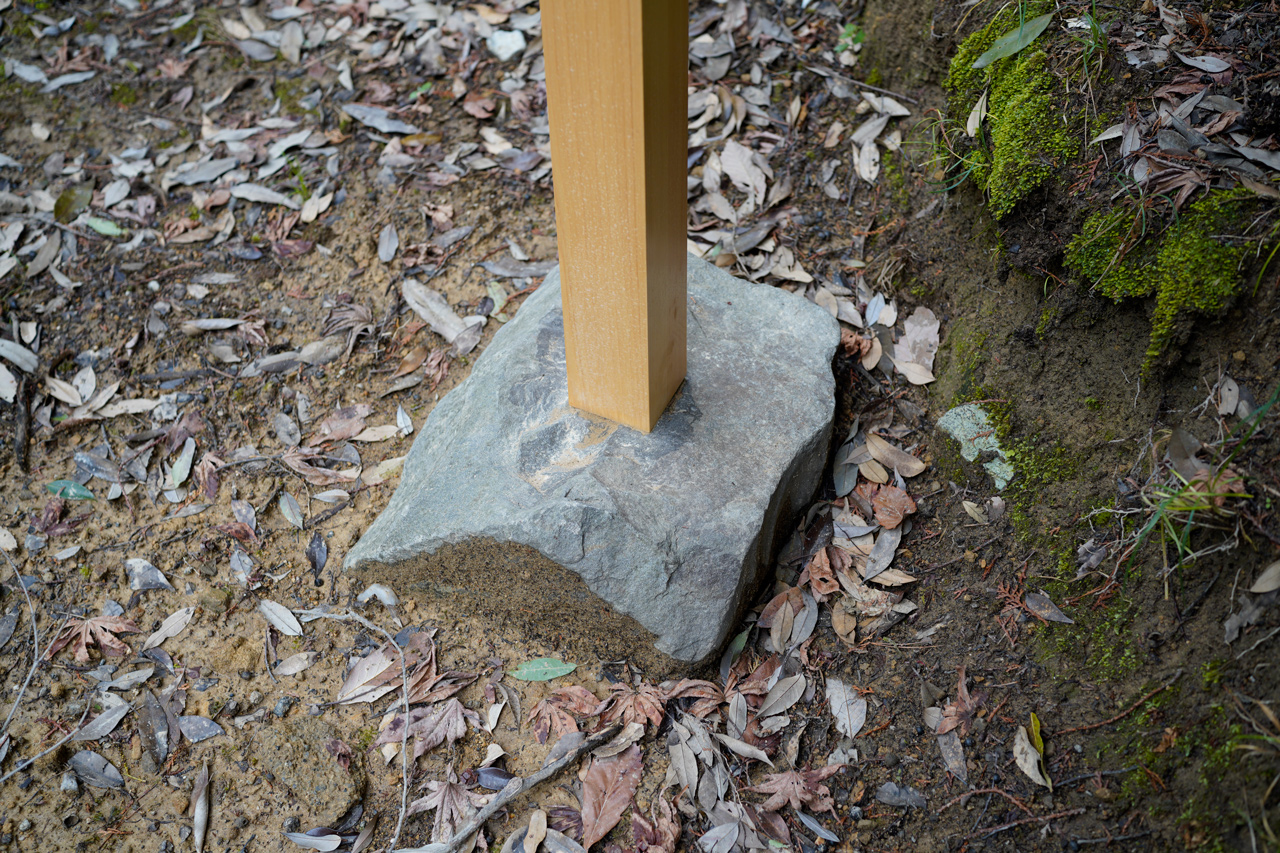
[{"xmin": 542, "ymin": 0, "xmax": 688, "ymax": 433}]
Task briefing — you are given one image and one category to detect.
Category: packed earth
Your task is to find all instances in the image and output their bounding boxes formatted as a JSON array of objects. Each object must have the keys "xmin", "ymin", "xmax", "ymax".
[{"xmin": 0, "ymin": 0, "xmax": 1278, "ymax": 852}]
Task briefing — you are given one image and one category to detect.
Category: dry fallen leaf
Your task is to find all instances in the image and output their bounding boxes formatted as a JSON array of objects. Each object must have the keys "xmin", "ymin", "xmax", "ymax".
[
  {"xmin": 45, "ymin": 615, "xmax": 141, "ymax": 664},
  {"xmin": 747, "ymin": 765, "xmax": 844, "ymax": 813},
  {"xmin": 581, "ymin": 744, "xmax": 644, "ymax": 849},
  {"xmin": 871, "ymin": 485, "xmax": 917, "ymax": 529},
  {"xmin": 527, "ymin": 685, "xmax": 599, "ymax": 744}
]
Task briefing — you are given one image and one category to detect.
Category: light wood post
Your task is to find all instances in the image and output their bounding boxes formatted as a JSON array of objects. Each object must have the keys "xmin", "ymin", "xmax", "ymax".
[{"xmin": 541, "ymin": 0, "xmax": 688, "ymax": 433}]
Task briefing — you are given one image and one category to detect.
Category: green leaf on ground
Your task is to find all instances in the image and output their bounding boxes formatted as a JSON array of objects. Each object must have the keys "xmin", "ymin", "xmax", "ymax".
[
  {"xmin": 972, "ymin": 13, "xmax": 1054, "ymax": 69},
  {"xmin": 511, "ymin": 657, "xmax": 577, "ymax": 681},
  {"xmin": 48, "ymin": 480, "xmax": 95, "ymax": 500},
  {"xmin": 85, "ymin": 217, "xmax": 128, "ymax": 237}
]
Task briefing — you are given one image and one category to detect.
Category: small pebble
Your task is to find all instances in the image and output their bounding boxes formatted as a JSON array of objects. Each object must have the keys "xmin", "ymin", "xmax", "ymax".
[
  {"xmin": 60, "ymin": 772, "xmax": 78, "ymax": 794},
  {"xmin": 18, "ymin": 819, "xmax": 31, "ymax": 832},
  {"xmin": 250, "ymin": 691, "xmax": 263, "ymax": 706},
  {"xmin": 273, "ymin": 696, "xmax": 296, "ymax": 717},
  {"xmin": 283, "ymin": 817, "xmax": 301, "ymax": 833},
  {"xmin": 882, "ymin": 753, "xmax": 899, "ymax": 768},
  {"xmin": 239, "ymin": 670, "xmax": 255, "ymax": 680}
]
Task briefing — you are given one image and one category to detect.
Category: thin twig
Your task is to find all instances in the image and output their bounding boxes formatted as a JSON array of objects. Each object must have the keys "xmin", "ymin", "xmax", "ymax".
[
  {"xmin": 800, "ymin": 64, "xmax": 921, "ymax": 104},
  {"xmin": 0, "ymin": 696, "xmax": 92, "ymax": 787},
  {"xmin": 395, "ymin": 723, "xmax": 624, "ymax": 853},
  {"xmin": 300, "ymin": 608, "xmax": 411, "ymax": 852},
  {"xmin": 937, "ymin": 787, "xmax": 1033, "ymax": 816},
  {"xmin": 1055, "ymin": 766, "xmax": 1139, "ymax": 788},
  {"xmin": 1053, "ymin": 670, "xmax": 1182, "ymax": 735},
  {"xmin": 975, "ymin": 808, "xmax": 1087, "ymax": 839},
  {"xmin": 1, "ymin": 552, "xmax": 50, "ymax": 736}
]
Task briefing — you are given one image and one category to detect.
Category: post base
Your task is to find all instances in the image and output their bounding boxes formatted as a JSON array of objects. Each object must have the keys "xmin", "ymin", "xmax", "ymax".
[{"xmin": 343, "ymin": 256, "xmax": 839, "ymax": 673}]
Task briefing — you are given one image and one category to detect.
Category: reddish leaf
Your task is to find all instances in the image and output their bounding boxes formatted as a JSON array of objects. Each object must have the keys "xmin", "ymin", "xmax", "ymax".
[
  {"xmin": 45, "ymin": 616, "xmax": 141, "ymax": 665},
  {"xmin": 593, "ymin": 682, "xmax": 665, "ymax": 730},
  {"xmin": 581, "ymin": 744, "xmax": 644, "ymax": 850},
  {"xmin": 217, "ymin": 521, "xmax": 259, "ymax": 546},
  {"xmin": 938, "ymin": 665, "xmax": 987, "ymax": 736},
  {"xmin": 527, "ymin": 685, "xmax": 598, "ymax": 744},
  {"xmin": 325, "ymin": 738, "xmax": 353, "ymax": 770},
  {"xmin": 165, "ymin": 411, "xmax": 206, "ymax": 453},
  {"xmin": 805, "ymin": 547, "xmax": 841, "ymax": 596},
  {"xmin": 192, "ymin": 452, "xmax": 225, "ymax": 501},
  {"xmin": 746, "ymin": 765, "xmax": 844, "ymax": 814},
  {"xmin": 871, "ymin": 485, "xmax": 917, "ymax": 530},
  {"xmin": 394, "ymin": 344, "xmax": 430, "ymax": 378},
  {"xmin": 632, "ymin": 796, "xmax": 680, "ymax": 853}
]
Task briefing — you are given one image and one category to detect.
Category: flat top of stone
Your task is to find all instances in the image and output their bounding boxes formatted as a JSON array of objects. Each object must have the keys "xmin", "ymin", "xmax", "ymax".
[{"xmin": 345, "ymin": 256, "xmax": 839, "ymax": 663}]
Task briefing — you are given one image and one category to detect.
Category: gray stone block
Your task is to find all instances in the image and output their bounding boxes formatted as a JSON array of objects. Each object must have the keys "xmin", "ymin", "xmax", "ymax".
[{"xmin": 344, "ymin": 256, "xmax": 839, "ymax": 671}]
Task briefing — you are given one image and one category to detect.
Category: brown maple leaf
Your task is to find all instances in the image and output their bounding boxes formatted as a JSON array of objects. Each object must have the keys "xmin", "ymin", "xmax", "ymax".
[
  {"xmin": 45, "ymin": 616, "xmax": 141, "ymax": 665},
  {"xmin": 938, "ymin": 665, "xmax": 987, "ymax": 736},
  {"xmin": 593, "ymin": 682, "xmax": 666, "ymax": 730},
  {"xmin": 372, "ymin": 698, "xmax": 480, "ymax": 759},
  {"xmin": 527, "ymin": 685, "xmax": 598, "ymax": 744},
  {"xmin": 322, "ymin": 302, "xmax": 375, "ymax": 359},
  {"xmin": 746, "ymin": 765, "xmax": 845, "ymax": 814},
  {"xmin": 661, "ymin": 678, "xmax": 723, "ymax": 719},
  {"xmin": 406, "ymin": 765, "xmax": 489, "ymax": 843},
  {"xmin": 157, "ymin": 57, "xmax": 194, "ymax": 79}
]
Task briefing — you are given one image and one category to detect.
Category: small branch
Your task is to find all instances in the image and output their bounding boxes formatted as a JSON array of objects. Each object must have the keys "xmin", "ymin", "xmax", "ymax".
[
  {"xmin": 937, "ymin": 787, "xmax": 1033, "ymax": 817},
  {"xmin": 975, "ymin": 808, "xmax": 1087, "ymax": 839},
  {"xmin": 0, "ymin": 695, "xmax": 92, "ymax": 787},
  {"xmin": 395, "ymin": 723, "xmax": 624, "ymax": 853},
  {"xmin": 1, "ymin": 552, "xmax": 49, "ymax": 736},
  {"xmin": 1053, "ymin": 670, "xmax": 1182, "ymax": 735},
  {"xmin": 1055, "ymin": 766, "xmax": 1139, "ymax": 788},
  {"xmin": 800, "ymin": 64, "xmax": 921, "ymax": 104},
  {"xmin": 299, "ymin": 608, "xmax": 411, "ymax": 852}
]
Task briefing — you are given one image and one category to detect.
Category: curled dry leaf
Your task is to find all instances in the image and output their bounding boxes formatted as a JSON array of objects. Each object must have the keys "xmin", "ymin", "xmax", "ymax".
[
  {"xmin": 1013, "ymin": 722, "xmax": 1052, "ymax": 789},
  {"xmin": 191, "ymin": 763, "xmax": 210, "ymax": 853},
  {"xmin": 865, "ymin": 433, "xmax": 927, "ymax": 477}
]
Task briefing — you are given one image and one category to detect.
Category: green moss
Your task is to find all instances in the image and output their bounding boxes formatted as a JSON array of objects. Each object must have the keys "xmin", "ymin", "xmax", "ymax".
[
  {"xmin": 881, "ymin": 151, "xmax": 911, "ymax": 207},
  {"xmin": 274, "ymin": 77, "xmax": 318, "ymax": 117},
  {"xmin": 110, "ymin": 83, "xmax": 138, "ymax": 106},
  {"xmin": 864, "ymin": 67, "xmax": 883, "ymax": 87},
  {"xmin": 944, "ymin": 3, "xmax": 1075, "ymax": 217},
  {"xmin": 1066, "ymin": 188, "xmax": 1270, "ymax": 372},
  {"xmin": 1041, "ymin": 598, "xmax": 1142, "ymax": 679}
]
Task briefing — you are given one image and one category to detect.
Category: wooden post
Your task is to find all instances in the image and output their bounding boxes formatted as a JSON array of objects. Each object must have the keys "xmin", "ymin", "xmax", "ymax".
[{"xmin": 541, "ymin": 0, "xmax": 688, "ymax": 433}]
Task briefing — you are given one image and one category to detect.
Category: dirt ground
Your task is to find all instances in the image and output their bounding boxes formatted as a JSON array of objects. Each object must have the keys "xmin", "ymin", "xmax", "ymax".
[{"xmin": 0, "ymin": 1, "xmax": 1278, "ymax": 852}]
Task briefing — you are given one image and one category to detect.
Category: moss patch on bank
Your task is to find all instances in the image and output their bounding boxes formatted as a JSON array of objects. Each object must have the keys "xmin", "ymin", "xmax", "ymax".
[
  {"xmin": 943, "ymin": 3, "xmax": 1076, "ymax": 218},
  {"xmin": 1066, "ymin": 188, "xmax": 1276, "ymax": 372}
]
